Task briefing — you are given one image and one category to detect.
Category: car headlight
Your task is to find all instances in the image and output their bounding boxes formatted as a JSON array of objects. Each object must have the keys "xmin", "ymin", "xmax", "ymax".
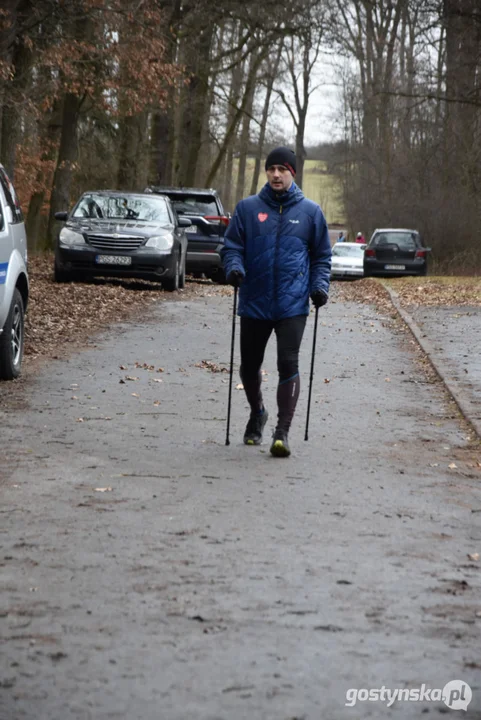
[
  {"xmin": 59, "ymin": 227, "xmax": 85, "ymax": 245},
  {"xmin": 145, "ymin": 234, "xmax": 174, "ymax": 251}
]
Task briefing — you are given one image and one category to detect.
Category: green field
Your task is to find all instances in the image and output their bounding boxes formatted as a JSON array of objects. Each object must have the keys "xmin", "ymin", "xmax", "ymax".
[{"xmin": 232, "ymin": 158, "xmax": 345, "ymax": 225}]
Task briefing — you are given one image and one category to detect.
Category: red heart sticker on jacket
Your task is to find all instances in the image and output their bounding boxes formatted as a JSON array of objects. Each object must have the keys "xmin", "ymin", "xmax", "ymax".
[{"xmin": 258, "ymin": 212, "xmax": 268, "ymax": 222}]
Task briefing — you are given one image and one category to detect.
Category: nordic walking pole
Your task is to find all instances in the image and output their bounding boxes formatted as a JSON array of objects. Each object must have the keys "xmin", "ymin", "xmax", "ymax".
[
  {"xmin": 304, "ymin": 306, "xmax": 319, "ymax": 441},
  {"xmin": 225, "ymin": 285, "xmax": 238, "ymax": 446}
]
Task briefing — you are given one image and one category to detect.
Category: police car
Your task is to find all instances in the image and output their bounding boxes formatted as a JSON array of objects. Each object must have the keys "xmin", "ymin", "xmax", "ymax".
[{"xmin": 0, "ymin": 164, "xmax": 28, "ymax": 380}]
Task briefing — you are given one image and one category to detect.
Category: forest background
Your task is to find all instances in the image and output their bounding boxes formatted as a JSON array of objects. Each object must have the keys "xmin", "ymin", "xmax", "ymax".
[{"xmin": 1, "ymin": 0, "xmax": 480, "ymax": 271}]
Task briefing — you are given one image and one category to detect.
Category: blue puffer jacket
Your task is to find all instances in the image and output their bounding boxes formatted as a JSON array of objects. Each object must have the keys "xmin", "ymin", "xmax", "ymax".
[{"xmin": 221, "ymin": 182, "xmax": 332, "ymax": 320}]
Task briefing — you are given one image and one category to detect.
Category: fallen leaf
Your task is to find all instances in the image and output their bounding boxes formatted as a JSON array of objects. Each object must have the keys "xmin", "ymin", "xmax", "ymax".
[
  {"xmin": 448, "ymin": 463, "xmax": 457, "ymax": 469},
  {"xmin": 119, "ymin": 365, "xmax": 128, "ymax": 370},
  {"xmin": 235, "ymin": 383, "xmax": 244, "ymax": 390},
  {"xmin": 467, "ymin": 553, "xmax": 479, "ymax": 562},
  {"xmin": 152, "ymin": 378, "xmax": 163, "ymax": 383},
  {"xmin": 324, "ymin": 378, "xmax": 330, "ymax": 384},
  {"xmin": 194, "ymin": 359, "xmax": 228, "ymax": 373},
  {"xmin": 135, "ymin": 362, "xmax": 155, "ymax": 371},
  {"xmin": 76, "ymin": 418, "xmax": 84, "ymax": 422},
  {"xmin": 131, "ymin": 392, "xmax": 140, "ymax": 397},
  {"xmin": 125, "ymin": 375, "xmax": 139, "ymax": 381},
  {"xmin": 95, "ymin": 487, "xmax": 112, "ymax": 492}
]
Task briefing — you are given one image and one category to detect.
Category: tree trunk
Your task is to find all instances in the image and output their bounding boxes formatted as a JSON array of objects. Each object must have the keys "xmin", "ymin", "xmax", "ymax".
[
  {"xmin": 0, "ymin": 0, "xmax": 33, "ymax": 178},
  {"xmin": 295, "ymin": 111, "xmax": 307, "ymax": 189},
  {"xmin": 250, "ymin": 49, "xmax": 281, "ymax": 196},
  {"xmin": 117, "ymin": 111, "xmax": 149, "ymax": 190},
  {"xmin": 218, "ymin": 38, "xmax": 244, "ymax": 209},
  {"xmin": 148, "ymin": 0, "xmax": 181, "ymax": 187},
  {"xmin": 235, "ymin": 51, "xmax": 258, "ymax": 204},
  {"xmin": 25, "ymin": 99, "xmax": 63, "ymax": 251},
  {"xmin": 205, "ymin": 49, "xmax": 265, "ymax": 190},
  {"xmin": 149, "ymin": 110, "xmax": 172, "ymax": 185},
  {"xmin": 46, "ymin": 92, "xmax": 82, "ymax": 247}
]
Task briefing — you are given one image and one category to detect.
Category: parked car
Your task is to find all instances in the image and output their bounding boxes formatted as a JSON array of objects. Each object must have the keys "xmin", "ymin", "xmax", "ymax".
[
  {"xmin": 54, "ymin": 191, "xmax": 190, "ymax": 291},
  {"xmin": 363, "ymin": 228, "xmax": 430, "ymax": 277},
  {"xmin": 0, "ymin": 165, "xmax": 29, "ymax": 380},
  {"xmin": 145, "ymin": 186, "xmax": 229, "ymax": 283},
  {"xmin": 330, "ymin": 242, "xmax": 365, "ymax": 279}
]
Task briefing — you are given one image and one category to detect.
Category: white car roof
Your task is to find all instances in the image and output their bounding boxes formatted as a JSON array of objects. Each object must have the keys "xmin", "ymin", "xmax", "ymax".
[
  {"xmin": 373, "ymin": 228, "xmax": 418, "ymax": 233},
  {"xmin": 333, "ymin": 242, "xmax": 363, "ymax": 247}
]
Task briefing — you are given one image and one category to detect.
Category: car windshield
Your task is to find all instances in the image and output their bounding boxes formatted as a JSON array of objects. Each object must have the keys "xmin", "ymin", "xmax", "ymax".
[
  {"xmin": 332, "ymin": 245, "xmax": 364, "ymax": 257},
  {"xmin": 72, "ymin": 194, "xmax": 170, "ymax": 223},
  {"xmin": 371, "ymin": 232, "xmax": 418, "ymax": 250},
  {"xmin": 169, "ymin": 195, "xmax": 218, "ymax": 216}
]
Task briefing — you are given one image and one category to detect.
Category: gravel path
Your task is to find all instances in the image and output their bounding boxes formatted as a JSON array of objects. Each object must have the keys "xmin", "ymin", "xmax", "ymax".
[{"xmin": 1, "ymin": 292, "xmax": 480, "ymax": 719}]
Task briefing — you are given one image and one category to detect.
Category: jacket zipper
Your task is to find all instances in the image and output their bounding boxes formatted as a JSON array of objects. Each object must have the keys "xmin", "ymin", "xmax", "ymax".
[{"xmin": 274, "ymin": 204, "xmax": 282, "ymax": 314}]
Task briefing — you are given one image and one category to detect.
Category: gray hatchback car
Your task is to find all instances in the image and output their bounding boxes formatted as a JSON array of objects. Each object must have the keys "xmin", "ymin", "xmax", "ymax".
[{"xmin": 0, "ymin": 165, "xmax": 29, "ymax": 379}]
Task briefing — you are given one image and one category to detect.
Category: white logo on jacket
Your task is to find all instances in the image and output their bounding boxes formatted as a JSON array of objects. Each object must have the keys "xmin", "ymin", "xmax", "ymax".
[{"xmin": 289, "ymin": 219, "xmax": 300, "ymax": 224}]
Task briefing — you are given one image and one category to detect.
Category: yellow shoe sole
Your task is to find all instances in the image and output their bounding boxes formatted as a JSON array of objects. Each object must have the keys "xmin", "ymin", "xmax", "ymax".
[{"xmin": 270, "ymin": 440, "xmax": 290, "ymax": 458}]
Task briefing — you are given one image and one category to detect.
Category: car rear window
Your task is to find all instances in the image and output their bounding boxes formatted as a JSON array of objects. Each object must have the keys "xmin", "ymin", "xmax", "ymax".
[
  {"xmin": 371, "ymin": 232, "xmax": 418, "ymax": 249},
  {"xmin": 169, "ymin": 196, "xmax": 218, "ymax": 216},
  {"xmin": 332, "ymin": 245, "xmax": 364, "ymax": 257},
  {"xmin": 72, "ymin": 194, "xmax": 170, "ymax": 223}
]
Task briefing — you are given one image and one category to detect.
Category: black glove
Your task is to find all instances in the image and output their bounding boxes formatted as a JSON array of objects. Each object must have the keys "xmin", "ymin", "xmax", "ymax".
[
  {"xmin": 227, "ymin": 270, "xmax": 244, "ymax": 288},
  {"xmin": 310, "ymin": 289, "xmax": 328, "ymax": 308}
]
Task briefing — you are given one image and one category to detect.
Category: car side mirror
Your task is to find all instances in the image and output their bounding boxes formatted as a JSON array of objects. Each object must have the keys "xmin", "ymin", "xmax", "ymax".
[
  {"xmin": 55, "ymin": 211, "xmax": 68, "ymax": 221},
  {"xmin": 178, "ymin": 216, "xmax": 192, "ymax": 228},
  {"xmin": 360, "ymin": 244, "xmax": 367, "ymax": 250}
]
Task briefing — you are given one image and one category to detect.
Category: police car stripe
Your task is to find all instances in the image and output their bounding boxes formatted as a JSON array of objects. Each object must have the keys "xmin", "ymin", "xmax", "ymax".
[{"xmin": 0, "ymin": 262, "xmax": 8, "ymax": 284}]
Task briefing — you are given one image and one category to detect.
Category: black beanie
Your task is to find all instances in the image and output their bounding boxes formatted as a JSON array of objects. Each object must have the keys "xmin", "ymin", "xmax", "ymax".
[{"xmin": 265, "ymin": 147, "xmax": 297, "ymax": 176}]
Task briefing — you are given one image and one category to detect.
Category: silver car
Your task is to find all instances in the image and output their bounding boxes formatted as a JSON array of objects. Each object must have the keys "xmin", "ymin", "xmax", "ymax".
[
  {"xmin": 0, "ymin": 165, "xmax": 29, "ymax": 379},
  {"xmin": 330, "ymin": 242, "xmax": 365, "ymax": 279}
]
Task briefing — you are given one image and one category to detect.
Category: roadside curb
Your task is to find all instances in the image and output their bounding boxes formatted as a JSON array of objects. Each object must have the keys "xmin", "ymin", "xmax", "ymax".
[{"xmin": 381, "ymin": 282, "xmax": 481, "ymax": 440}]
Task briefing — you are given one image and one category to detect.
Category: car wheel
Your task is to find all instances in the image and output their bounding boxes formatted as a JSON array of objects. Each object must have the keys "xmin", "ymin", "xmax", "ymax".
[
  {"xmin": 54, "ymin": 261, "xmax": 73, "ymax": 283},
  {"xmin": 163, "ymin": 256, "xmax": 179, "ymax": 292},
  {"xmin": 179, "ymin": 254, "xmax": 186, "ymax": 289},
  {"xmin": 0, "ymin": 288, "xmax": 25, "ymax": 380}
]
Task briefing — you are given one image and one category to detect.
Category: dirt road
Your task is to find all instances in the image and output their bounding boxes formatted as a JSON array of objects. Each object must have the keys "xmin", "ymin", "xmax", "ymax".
[{"xmin": 1, "ymin": 288, "xmax": 480, "ymax": 719}]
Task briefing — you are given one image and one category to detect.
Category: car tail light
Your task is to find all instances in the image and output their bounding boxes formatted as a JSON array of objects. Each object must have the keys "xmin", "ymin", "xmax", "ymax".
[
  {"xmin": 365, "ymin": 248, "xmax": 376, "ymax": 257},
  {"xmin": 415, "ymin": 249, "xmax": 426, "ymax": 258},
  {"xmin": 204, "ymin": 215, "xmax": 230, "ymax": 226}
]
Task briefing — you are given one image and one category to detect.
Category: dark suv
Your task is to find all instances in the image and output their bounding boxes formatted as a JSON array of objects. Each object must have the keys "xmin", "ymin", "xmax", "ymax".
[
  {"xmin": 145, "ymin": 186, "xmax": 229, "ymax": 283},
  {"xmin": 363, "ymin": 228, "xmax": 430, "ymax": 277}
]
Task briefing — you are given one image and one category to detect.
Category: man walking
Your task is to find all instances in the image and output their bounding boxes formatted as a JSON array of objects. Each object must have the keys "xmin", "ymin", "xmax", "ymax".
[{"xmin": 221, "ymin": 147, "xmax": 332, "ymax": 458}]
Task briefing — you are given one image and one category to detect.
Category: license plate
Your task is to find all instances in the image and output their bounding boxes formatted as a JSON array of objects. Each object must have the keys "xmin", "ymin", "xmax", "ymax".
[
  {"xmin": 185, "ymin": 225, "xmax": 198, "ymax": 233},
  {"xmin": 96, "ymin": 255, "xmax": 132, "ymax": 265},
  {"xmin": 385, "ymin": 264, "xmax": 405, "ymax": 270}
]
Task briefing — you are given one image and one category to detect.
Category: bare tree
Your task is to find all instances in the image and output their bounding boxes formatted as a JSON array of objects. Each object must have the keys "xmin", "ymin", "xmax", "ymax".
[{"xmin": 275, "ymin": 0, "xmax": 326, "ymax": 188}]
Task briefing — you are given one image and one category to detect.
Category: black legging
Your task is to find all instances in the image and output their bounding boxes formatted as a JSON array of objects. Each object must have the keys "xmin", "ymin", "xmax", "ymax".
[{"xmin": 240, "ymin": 315, "xmax": 307, "ymax": 432}]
